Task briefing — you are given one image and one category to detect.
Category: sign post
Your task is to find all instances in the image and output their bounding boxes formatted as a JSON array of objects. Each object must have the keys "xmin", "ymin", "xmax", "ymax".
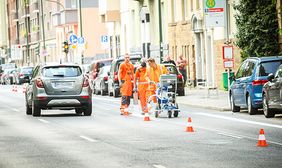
[{"xmin": 222, "ymin": 45, "xmax": 234, "ymax": 91}]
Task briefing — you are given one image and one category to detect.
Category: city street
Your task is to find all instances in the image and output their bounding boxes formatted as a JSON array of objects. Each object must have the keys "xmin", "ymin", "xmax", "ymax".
[{"xmin": 0, "ymin": 85, "xmax": 281, "ymax": 168}]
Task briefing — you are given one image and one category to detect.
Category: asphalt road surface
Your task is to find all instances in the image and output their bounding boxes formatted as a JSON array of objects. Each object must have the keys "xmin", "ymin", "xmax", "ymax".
[{"xmin": 0, "ymin": 85, "xmax": 281, "ymax": 168}]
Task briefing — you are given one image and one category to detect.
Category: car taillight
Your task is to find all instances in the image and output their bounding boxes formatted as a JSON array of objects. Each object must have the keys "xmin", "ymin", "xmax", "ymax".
[
  {"xmin": 252, "ymin": 79, "xmax": 268, "ymax": 86},
  {"xmin": 83, "ymin": 78, "xmax": 89, "ymax": 87},
  {"xmin": 36, "ymin": 79, "xmax": 44, "ymax": 88},
  {"xmin": 104, "ymin": 76, "xmax": 108, "ymax": 81},
  {"xmin": 114, "ymin": 72, "xmax": 118, "ymax": 81},
  {"xmin": 80, "ymin": 95, "xmax": 89, "ymax": 99},
  {"xmin": 19, "ymin": 73, "xmax": 24, "ymax": 77},
  {"xmin": 177, "ymin": 74, "xmax": 183, "ymax": 80}
]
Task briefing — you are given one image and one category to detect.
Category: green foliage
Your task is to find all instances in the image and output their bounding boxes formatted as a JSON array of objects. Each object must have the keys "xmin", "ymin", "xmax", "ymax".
[{"xmin": 234, "ymin": 0, "xmax": 279, "ymax": 60}]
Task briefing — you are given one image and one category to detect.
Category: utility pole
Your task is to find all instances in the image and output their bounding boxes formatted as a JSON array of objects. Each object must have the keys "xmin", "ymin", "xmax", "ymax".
[
  {"xmin": 158, "ymin": 0, "xmax": 163, "ymax": 63},
  {"xmin": 78, "ymin": 0, "xmax": 84, "ymax": 64},
  {"xmin": 40, "ymin": 0, "xmax": 46, "ymax": 63}
]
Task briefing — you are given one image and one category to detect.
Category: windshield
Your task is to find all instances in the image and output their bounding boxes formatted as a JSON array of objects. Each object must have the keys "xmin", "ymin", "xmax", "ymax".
[
  {"xmin": 21, "ymin": 67, "xmax": 33, "ymax": 74},
  {"xmin": 42, "ymin": 66, "xmax": 82, "ymax": 77}
]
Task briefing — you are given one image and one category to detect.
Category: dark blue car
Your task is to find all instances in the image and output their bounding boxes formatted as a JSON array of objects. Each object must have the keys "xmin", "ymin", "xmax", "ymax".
[{"xmin": 229, "ymin": 56, "xmax": 282, "ymax": 114}]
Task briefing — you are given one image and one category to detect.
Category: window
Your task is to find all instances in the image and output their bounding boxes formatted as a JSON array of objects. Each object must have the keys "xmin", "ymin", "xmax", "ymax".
[
  {"xmin": 196, "ymin": 0, "xmax": 200, "ymax": 10},
  {"xmin": 235, "ymin": 61, "xmax": 247, "ymax": 79},
  {"xmin": 243, "ymin": 61, "xmax": 255, "ymax": 77},
  {"xmin": 71, "ymin": 0, "xmax": 77, "ymax": 8},
  {"xmin": 42, "ymin": 66, "xmax": 82, "ymax": 77},
  {"xmin": 257, "ymin": 61, "xmax": 282, "ymax": 77},
  {"xmin": 190, "ymin": 0, "xmax": 194, "ymax": 12},
  {"xmin": 183, "ymin": 0, "xmax": 188, "ymax": 18},
  {"xmin": 171, "ymin": 0, "xmax": 176, "ymax": 22}
]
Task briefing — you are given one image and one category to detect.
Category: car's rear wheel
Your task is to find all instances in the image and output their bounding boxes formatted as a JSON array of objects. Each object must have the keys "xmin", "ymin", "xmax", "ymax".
[
  {"xmin": 230, "ymin": 94, "xmax": 240, "ymax": 112},
  {"xmin": 32, "ymin": 101, "xmax": 41, "ymax": 117},
  {"xmin": 247, "ymin": 95, "xmax": 257, "ymax": 115},
  {"xmin": 26, "ymin": 101, "xmax": 32, "ymax": 115},
  {"xmin": 263, "ymin": 94, "xmax": 275, "ymax": 118},
  {"xmin": 75, "ymin": 108, "xmax": 83, "ymax": 115},
  {"xmin": 113, "ymin": 89, "xmax": 119, "ymax": 98},
  {"xmin": 84, "ymin": 103, "xmax": 92, "ymax": 116}
]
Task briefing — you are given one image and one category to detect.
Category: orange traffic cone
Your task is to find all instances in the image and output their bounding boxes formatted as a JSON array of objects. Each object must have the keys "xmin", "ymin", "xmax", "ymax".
[
  {"xmin": 185, "ymin": 117, "xmax": 194, "ymax": 132},
  {"xmin": 22, "ymin": 86, "xmax": 26, "ymax": 93},
  {"xmin": 144, "ymin": 112, "xmax": 151, "ymax": 121},
  {"xmin": 257, "ymin": 129, "xmax": 268, "ymax": 147}
]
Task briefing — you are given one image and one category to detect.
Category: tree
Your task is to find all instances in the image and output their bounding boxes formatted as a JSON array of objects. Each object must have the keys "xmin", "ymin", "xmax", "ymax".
[{"xmin": 234, "ymin": 0, "xmax": 279, "ymax": 60}]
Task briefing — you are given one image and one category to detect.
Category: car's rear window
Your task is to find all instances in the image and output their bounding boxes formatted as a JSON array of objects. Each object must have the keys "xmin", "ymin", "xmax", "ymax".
[
  {"xmin": 165, "ymin": 65, "xmax": 178, "ymax": 74},
  {"xmin": 115, "ymin": 58, "xmax": 141, "ymax": 72},
  {"xmin": 22, "ymin": 67, "xmax": 33, "ymax": 74},
  {"xmin": 98, "ymin": 60, "xmax": 112, "ymax": 68},
  {"xmin": 257, "ymin": 61, "xmax": 282, "ymax": 76},
  {"xmin": 42, "ymin": 66, "xmax": 82, "ymax": 77}
]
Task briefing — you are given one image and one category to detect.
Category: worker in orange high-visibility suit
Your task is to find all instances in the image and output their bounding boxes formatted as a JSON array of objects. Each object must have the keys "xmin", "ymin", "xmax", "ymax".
[
  {"xmin": 118, "ymin": 53, "xmax": 135, "ymax": 115},
  {"xmin": 134, "ymin": 58, "xmax": 149, "ymax": 115},
  {"xmin": 146, "ymin": 58, "xmax": 168, "ymax": 103}
]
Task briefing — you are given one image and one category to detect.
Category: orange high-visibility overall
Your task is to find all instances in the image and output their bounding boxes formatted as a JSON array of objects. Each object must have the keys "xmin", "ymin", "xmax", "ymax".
[
  {"xmin": 146, "ymin": 64, "xmax": 168, "ymax": 103},
  {"xmin": 119, "ymin": 62, "xmax": 134, "ymax": 112},
  {"xmin": 135, "ymin": 67, "xmax": 149, "ymax": 113}
]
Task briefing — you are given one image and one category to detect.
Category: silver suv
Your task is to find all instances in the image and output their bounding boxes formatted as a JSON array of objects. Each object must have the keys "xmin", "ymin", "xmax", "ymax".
[{"xmin": 25, "ymin": 63, "xmax": 92, "ymax": 116}]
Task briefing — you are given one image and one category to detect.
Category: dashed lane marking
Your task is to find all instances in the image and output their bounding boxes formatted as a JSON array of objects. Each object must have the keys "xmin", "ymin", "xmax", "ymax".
[
  {"xmin": 11, "ymin": 108, "xmax": 20, "ymax": 112},
  {"xmin": 153, "ymin": 165, "xmax": 167, "ymax": 168},
  {"xmin": 79, "ymin": 135, "xmax": 97, "ymax": 142},
  {"xmin": 197, "ymin": 113, "xmax": 282, "ymax": 129},
  {"xmin": 217, "ymin": 132, "xmax": 243, "ymax": 139},
  {"xmin": 38, "ymin": 119, "xmax": 50, "ymax": 124}
]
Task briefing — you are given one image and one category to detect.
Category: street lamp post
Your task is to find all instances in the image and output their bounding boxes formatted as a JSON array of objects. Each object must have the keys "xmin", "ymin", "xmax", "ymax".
[
  {"xmin": 24, "ymin": 0, "xmax": 30, "ymax": 66},
  {"xmin": 78, "ymin": 0, "xmax": 84, "ymax": 64},
  {"xmin": 40, "ymin": 0, "xmax": 46, "ymax": 63}
]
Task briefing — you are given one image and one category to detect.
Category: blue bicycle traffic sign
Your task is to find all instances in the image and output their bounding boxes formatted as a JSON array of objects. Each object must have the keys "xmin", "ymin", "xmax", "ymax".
[
  {"xmin": 69, "ymin": 34, "xmax": 78, "ymax": 44},
  {"xmin": 77, "ymin": 37, "xmax": 85, "ymax": 44}
]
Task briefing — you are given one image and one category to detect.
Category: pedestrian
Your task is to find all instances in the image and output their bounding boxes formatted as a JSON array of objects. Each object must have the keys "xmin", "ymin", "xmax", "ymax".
[
  {"xmin": 134, "ymin": 58, "xmax": 149, "ymax": 115},
  {"xmin": 146, "ymin": 58, "xmax": 168, "ymax": 103},
  {"xmin": 163, "ymin": 55, "xmax": 176, "ymax": 66},
  {"xmin": 118, "ymin": 53, "xmax": 135, "ymax": 115},
  {"xmin": 176, "ymin": 54, "xmax": 188, "ymax": 85}
]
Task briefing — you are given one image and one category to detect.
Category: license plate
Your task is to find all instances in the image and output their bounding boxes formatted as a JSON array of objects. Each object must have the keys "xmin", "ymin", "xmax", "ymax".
[{"xmin": 54, "ymin": 82, "xmax": 73, "ymax": 88}]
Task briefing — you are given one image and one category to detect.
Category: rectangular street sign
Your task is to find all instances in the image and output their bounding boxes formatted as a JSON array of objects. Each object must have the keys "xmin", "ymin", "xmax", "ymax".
[{"xmin": 204, "ymin": 0, "xmax": 226, "ymax": 28}]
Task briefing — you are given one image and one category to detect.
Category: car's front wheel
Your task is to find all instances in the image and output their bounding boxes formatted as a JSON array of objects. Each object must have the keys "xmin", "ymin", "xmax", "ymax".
[
  {"xmin": 263, "ymin": 94, "xmax": 275, "ymax": 118},
  {"xmin": 247, "ymin": 95, "xmax": 257, "ymax": 115},
  {"xmin": 230, "ymin": 94, "xmax": 240, "ymax": 112}
]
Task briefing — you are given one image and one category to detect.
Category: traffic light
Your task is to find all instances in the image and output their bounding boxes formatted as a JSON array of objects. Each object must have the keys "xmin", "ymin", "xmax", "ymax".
[
  {"xmin": 63, "ymin": 40, "xmax": 69, "ymax": 54},
  {"xmin": 35, "ymin": 44, "xmax": 40, "ymax": 56}
]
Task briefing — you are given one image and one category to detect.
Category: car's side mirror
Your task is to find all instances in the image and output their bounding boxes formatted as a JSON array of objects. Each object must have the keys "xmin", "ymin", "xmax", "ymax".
[
  {"xmin": 107, "ymin": 72, "xmax": 110, "ymax": 76},
  {"xmin": 267, "ymin": 73, "xmax": 275, "ymax": 82}
]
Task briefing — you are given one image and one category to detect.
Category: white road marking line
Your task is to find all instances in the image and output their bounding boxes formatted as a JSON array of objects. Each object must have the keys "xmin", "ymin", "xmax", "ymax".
[
  {"xmin": 153, "ymin": 165, "xmax": 167, "ymax": 168},
  {"xmin": 217, "ymin": 132, "xmax": 243, "ymax": 139},
  {"xmin": 92, "ymin": 97, "xmax": 120, "ymax": 102},
  {"xmin": 79, "ymin": 135, "xmax": 97, "ymax": 142},
  {"xmin": 11, "ymin": 108, "xmax": 20, "ymax": 112},
  {"xmin": 38, "ymin": 119, "xmax": 50, "ymax": 124},
  {"xmin": 197, "ymin": 113, "xmax": 282, "ymax": 129}
]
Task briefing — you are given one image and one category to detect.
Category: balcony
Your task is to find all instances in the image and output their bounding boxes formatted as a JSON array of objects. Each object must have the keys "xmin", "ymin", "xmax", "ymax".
[
  {"xmin": 60, "ymin": 9, "xmax": 78, "ymax": 25},
  {"xmin": 20, "ymin": 6, "xmax": 30, "ymax": 19},
  {"xmin": 99, "ymin": 0, "xmax": 120, "ymax": 22},
  {"xmin": 30, "ymin": 1, "xmax": 39, "ymax": 13}
]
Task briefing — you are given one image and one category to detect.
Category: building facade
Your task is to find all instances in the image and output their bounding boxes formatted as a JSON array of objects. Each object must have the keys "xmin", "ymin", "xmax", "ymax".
[{"xmin": 0, "ymin": 0, "xmax": 8, "ymax": 64}]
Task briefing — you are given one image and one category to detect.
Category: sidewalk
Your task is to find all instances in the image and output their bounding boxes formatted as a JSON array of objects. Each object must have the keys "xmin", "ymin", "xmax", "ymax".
[{"xmin": 177, "ymin": 87, "xmax": 230, "ymax": 111}]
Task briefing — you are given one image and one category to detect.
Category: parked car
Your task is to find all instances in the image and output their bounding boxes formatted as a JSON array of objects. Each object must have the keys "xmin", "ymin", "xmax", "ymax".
[
  {"xmin": 88, "ymin": 58, "xmax": 113, "ymax": 89},
  {"xmin": 262, "ymin": 64, "xmax": 282, "ymax": 118},
  {"xmin": 229, "ymin": 56, "xmax": 282, "ymax": 115},
  {"xmin": 15, "ymin": 66, "xmax": 33, "ymax": 85},
  {"xmin": 108, "ymin": 54, "xmax": 142, "ymax": 97},
  {"xmin": 1, "ymin": 68, "xmax": 16, "ymax": 85},
  {"xmin": 25, "ymin": 63, "xmax": 92, "ymax": 117},
  {"xmin": 93, "ymin": 65, "xmax": 111, "ymax": 95},
  {"xmin": 163, "ymin": 63, "xmax": 185, "ymax": 96}
]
